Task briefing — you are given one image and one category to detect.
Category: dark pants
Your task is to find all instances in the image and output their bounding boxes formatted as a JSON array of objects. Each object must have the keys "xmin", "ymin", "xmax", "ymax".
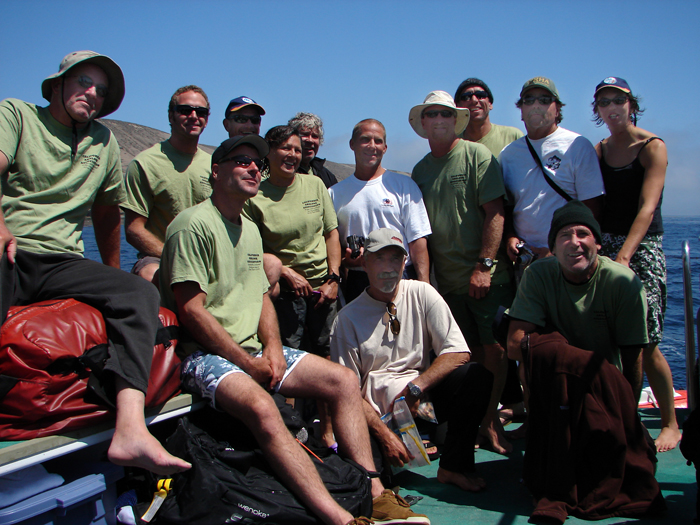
[
  {"xmin": 431, "ymin": 361, "xmax": 492, "ymax": 473},
  {"xmin": 275, "ymin": 293, "xmax": 338, "ymax": 358},
  {"xmin": 1, "ymin": 250, "xmax": 160, "ymax": 394}
]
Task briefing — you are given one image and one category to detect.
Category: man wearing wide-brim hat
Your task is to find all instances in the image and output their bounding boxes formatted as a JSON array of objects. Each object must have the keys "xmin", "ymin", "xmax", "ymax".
[
  {"xmin": 0, "ymin": 50, "xmax": 191, "ymax": 475},
  {"xmin": 410, "ymin": 91, "xmax": 515, "ymax": 458}
]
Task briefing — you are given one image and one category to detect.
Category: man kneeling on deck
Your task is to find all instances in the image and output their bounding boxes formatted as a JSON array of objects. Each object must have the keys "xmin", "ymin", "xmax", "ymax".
[
  {"xmin": 159, "ymin": 136, "xmax": 430, "ymax": 525},
  {"xmin": 505, "ymin": 200, "xmax": 663, "ymax": 522},
  {"xmin": 0, "ymin": 50, "xmax": 189, "ymax": 475},
  {"xmin": 331, "ymin": 228, "xmax": 492, "ymax": 492}
]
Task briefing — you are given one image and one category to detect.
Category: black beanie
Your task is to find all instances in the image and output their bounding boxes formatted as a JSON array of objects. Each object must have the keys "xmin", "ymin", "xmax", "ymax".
[
  {"xmin": 548, "ymin": 200, "xmax": 602, "ymax": 250},
  {"xmin": 454, "ymin": 78, "xmax": 494, "ymax": 104}
]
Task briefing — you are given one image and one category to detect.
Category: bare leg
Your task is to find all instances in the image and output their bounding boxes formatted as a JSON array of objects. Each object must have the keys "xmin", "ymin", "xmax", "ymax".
[
  {"xmin": 281, "ymin": 354, "xmax": 385, "ymax": 498},
  {"xmin": 437, "ymin": 467, "xmax": 485, "ymax": 492},
  {"xmin": 643, "ymin": 344, "xmax": 681, "ymax": 452},
  {"xmin": 263, "ymin": 253, "xmax": 283, "ymax": 301},
  {"xmin": 108, "ymin": 378, "xmax": 191, "ymax": 475},
  {"xmin": 473, "ymin": 343, "xmax": 512, "ymax": 455},
  {"xmin": 135, "ymin": 262, "xmax": 159, "ymax": 286},
  {"xmin": 217, "ymin": 372, "xmax": 354, "ymax": 525}
]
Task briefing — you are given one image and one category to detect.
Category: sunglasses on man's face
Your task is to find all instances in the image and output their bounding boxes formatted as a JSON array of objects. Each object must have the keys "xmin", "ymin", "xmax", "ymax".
[
  {"xmin": 71, "ymin": 75, "xmax": 109, "ymax": 98},
  {"xmin": 521, "ymin": 95, "xmax": 555, "ymax": 106},
  {"xmin": 229, "ymin": 114, "xmax": 262, "ymax": 125},
  {"xmin": 423, "ymin": 109, "xmax": 456, "ymax": 119},
  {"xmin": 174, "ymin": 104, "xmax": 210, "ymax": 118},
  {"xmin": 596, "ymin": 96, "xmax": 628, "ymax": 108},
  {"xmin": 459, "ymin": 90, "xmax": 489, "ymax": 101},
  {"xmin": 386, "ymin": 302, "xmax": 400, "ymax": 336},
  {"xmin": 217, "ymin": 155, "xmax": 264, "ymax": 170}
]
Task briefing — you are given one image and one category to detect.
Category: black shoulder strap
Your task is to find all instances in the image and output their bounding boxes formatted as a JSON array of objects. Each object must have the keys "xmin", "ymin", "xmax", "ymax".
[
  {"xmin": 637, "ymin": 136, "xmax": 663, "ymax": 156},
  {"xmin": 526, "ymin": 137, "xmax": 572, "ymax": 202}
]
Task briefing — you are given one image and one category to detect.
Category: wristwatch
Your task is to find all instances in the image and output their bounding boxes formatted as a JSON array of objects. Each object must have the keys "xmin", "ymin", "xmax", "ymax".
[
  {"xmin": 477, "ymin": 257, "xmax": 494, "ymax": 268},
  {"xmin": 324, "ymin": 272, "xmax": 342, "ymax": 284},
  {"xmin": 407, "ymin": 381, "xmax": 423, "ymax": 399}
]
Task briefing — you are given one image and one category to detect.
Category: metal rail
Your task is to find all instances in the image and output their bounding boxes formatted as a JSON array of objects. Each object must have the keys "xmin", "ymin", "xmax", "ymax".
[{"xmin": 682, "ymin": 240, "xmax": 697, "ymax": 410}]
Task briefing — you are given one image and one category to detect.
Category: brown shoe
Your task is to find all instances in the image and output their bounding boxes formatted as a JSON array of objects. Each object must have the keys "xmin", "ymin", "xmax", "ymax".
[
  {"xmin": 371, "ymin": 490, "xmax": 430, "ymax": 524},
  {"xmin": 346, "ymin": 518, "xmax": 374, "ymax": 525}
]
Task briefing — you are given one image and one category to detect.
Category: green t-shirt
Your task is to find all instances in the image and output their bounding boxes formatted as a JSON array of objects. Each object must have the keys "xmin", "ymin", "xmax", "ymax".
[
  {"xmin": 508, "ymin": 255, "xmax": 648, "ymax": 371},
  {"xmin": 160, "ymin": 199, "xmax": 268, "ymax": 357},
  {"xmin": 412, "ymin": 140, "xmax": 508, "ymax": 294},
  {"xmin": 463, "ymin": 124, "xmax": 523, "ymax": 157},
  {"xmin": 0, "ymin": 99, "xmax": 125, "ymax": 255},
  {"xmin": 242, "ymin": 174, "xmax": 338, "ymax": 287},
  {"xmin": 122, "ymin": 140, "xmax": 211, "ymax": 252}
]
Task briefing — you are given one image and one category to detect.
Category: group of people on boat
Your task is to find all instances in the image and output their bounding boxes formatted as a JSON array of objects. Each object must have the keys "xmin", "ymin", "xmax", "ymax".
[{"xmin": 0, "ymin": 49, "xmax": 676, "ymax": 524}]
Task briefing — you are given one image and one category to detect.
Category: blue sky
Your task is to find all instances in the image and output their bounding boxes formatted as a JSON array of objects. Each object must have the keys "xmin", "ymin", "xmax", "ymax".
[{"xmin": 2, "ymin": 0, "xmax": 698, "ymax": 215}]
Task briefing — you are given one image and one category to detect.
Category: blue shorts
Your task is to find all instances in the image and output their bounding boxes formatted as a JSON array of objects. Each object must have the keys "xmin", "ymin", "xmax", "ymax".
[{"xmin": 181, "ymin": 348, "xmax": 308, "ymax": 409}]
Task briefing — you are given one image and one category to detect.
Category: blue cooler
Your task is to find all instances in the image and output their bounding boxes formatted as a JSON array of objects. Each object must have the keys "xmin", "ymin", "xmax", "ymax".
[{"xmin": 0, "ymin": 463, "xmax": 123, "ymax": 525}]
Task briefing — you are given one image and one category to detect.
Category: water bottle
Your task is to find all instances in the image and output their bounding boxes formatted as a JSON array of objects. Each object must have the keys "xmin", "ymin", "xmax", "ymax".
[{"xmin": 392, "ymin": 397, "xmax": 430, "ymax": 467}]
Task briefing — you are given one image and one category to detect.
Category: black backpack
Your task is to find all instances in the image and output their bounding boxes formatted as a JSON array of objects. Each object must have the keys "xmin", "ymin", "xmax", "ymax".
[{"xmin": 147, "ymin": 396, "xmax": 373, "ymax": 524}]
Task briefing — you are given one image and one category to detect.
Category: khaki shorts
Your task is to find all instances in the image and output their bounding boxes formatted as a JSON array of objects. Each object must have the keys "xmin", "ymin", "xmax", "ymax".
[{"xmin": 444, "ymin": 283, "xmax": 514, "ymax": 347}]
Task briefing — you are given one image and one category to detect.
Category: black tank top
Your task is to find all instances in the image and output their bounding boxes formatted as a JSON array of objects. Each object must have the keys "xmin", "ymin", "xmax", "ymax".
[{"xmin": 599, "ymin": 137, "xmax": 664, "ymax": 236}]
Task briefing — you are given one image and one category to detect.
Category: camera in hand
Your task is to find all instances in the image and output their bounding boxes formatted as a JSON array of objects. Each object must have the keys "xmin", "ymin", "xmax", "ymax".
[
  {"xmin": 515, "ymin": 241, "xmax": 537, "ymax": 268},
  {"xmin": 347, "ymin": 235, "xmax": 365, "ymax": 259}
]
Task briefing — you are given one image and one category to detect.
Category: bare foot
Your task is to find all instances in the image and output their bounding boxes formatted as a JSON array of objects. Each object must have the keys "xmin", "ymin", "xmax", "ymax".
[
  {"xmin": 437, "ymin": 467, "xmax": 485, "ymax": 492},
  {"xmin": 655, "ymin": 424, "xmax": 682, "ymax": 453},
  {"xmin": 475, "ymin": 421, "xmax": 512, "ymax": 455},
  {"xmin": 108, "ymin": 428, "xmax": 191, "ymax": 476}
]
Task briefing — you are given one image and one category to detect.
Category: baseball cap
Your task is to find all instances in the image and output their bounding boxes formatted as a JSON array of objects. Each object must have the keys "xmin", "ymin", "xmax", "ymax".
[
  {"xmin": 224, "ymin": 96, "xmax": 266, "ymax": 119},
  {"xmin": 594, "ymin": 77, "xmax": 632, "ymax": 96},
  {"xmin": 520, "ymin": 77, "xmax": 560, "ymax": 101},
  {"xmin": 211, "ymin": 135, "xmax": 270, "ymax": 168},
  {"xmin": 364, "ymin": 228, "xmax": 408, "ymax": 256}
]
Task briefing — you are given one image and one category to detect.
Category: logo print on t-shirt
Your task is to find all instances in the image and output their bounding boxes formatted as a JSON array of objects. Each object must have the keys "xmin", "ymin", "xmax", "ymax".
[
  {"xmin": 247, "ymin": 253, "xmax": 262, "ymax": 271},
  {"xmin": 545, "ymin": 155, "xmax": 561, "ymax": 170},
  {"xmin": 302, "ymin": 199, "xmax": 321, "ymax": 214},
  {"xmin": 80, "ymin": 154, "xmax": 100, "ymax": 172},
  {"xmin": 449, "ymin": 173, "xmax": 467, "ymax": 190},
  {"xmin": 381, "ymin": 198, "xmax": 393, "ymax": 207}
]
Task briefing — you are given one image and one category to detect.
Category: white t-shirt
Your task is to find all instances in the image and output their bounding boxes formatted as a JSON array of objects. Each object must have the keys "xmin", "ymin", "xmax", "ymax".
[
  {"xmin": 499, "ymin": 127, "xmax": 605, "ymax": 248},
  {"xmin": 329, "ymin": 170, "xmax": 432, "ymax": 269},
  {"xmin": 330, "ymin": 280, "xmax": 469, "ymax": 416}
]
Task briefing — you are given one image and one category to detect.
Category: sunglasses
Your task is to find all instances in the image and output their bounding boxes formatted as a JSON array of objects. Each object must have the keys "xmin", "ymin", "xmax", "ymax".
[
  {"xmin": 71, "ymin": 75, "xmax": 108, "ymax": 98},
  {"xmin": 423, "ymin": 109, "xmax": 456, "ymax": 119},
  {"xmin": 217, "ymin": 155, "xmax": 264, "ymax": 170},
  {"xmin": 522, "ymin": 95, "xmax": 555, "ymax": 106},
  {"xmin": 174, "ymin": 104, "xmax": 210, "ymax": 118},
  {"xmin": 459, "ymin": 90, "xmax": 489, "ymax": 101},
  {"xmin": 229, "ymin": 114, "xmax": 262, "ymax": 125},
  {"xmin": 386, "ymin": 302, "xmax": 400, "ymax": 336},
  {"xmin": 596, "ymin": 96, "xmax": 628, "ymax": 108}
]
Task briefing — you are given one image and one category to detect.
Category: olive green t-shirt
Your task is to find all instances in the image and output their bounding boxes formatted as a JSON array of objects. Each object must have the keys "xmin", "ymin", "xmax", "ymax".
[
  {"xmin": 412, "ymin": 140, "xmax": 508, "ymax": 295},
  {"xmin": 507, "ymin": 255, "xmax": 648, "ymax": 371},
  {"xmin": 0, "ymin": 99, "xmax": 125, "ymax": 255},
  {"xmin": 160, "ymin": 199, "xmax": 268, "ymax": 357},
  {"xmin": 121, "ymin": 140, "xmax": 211, "ymax": 252},
  {"xmin": 242, "ymin": 174, "xmax": 338, "ymax": 287},
  {"xmin": 463, "ymin": 124, "xmax": 523, "ymax": 157}
]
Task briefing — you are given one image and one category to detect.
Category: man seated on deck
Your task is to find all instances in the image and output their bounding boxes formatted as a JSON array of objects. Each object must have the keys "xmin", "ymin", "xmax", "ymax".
[
  {"xmin": 159, "ymin": 135, "xmax": 430, "ymax": 525},
  {"xmin": 331, "ymin": 228, "xmax": 492, "ymax": 492},
  {"xmin": 122, "ymin": 85, "xmax": 212, "ymax": 284},
  {"xmin": 505, "ymin": 200, "xmax": 663, "ymax": 523},
  {"xmin": 0, "ymin": 50, "xmax": 190, "ymax": 475}
]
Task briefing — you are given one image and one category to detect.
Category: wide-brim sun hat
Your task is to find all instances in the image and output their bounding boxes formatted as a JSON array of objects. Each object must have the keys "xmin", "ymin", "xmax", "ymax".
[
  {"xmin": 41, "ymin": 50, "xmax": 125, "ymax": 119},
  {"xmin": 409, "ymin": 91, "xmax": 470, "ymax": 139}
]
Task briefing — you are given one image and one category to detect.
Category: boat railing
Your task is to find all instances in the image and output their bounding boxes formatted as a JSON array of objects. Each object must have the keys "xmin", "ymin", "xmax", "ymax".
[{"xmin": 682, "ymin": 240, "xmax": 698, "ymax": 410}]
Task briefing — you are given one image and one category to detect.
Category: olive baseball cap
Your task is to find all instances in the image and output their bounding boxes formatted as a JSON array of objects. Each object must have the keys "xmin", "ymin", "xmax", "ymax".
[
  {"xmin": 41, "ymin": 50, "xmax": 125, "ymax": 119},
  {"xmin": 520, "ymin": 76, "xmax": 560, "ymax": 101}
]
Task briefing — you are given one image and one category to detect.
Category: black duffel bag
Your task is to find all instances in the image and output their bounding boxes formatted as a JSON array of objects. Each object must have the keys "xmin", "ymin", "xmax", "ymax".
[{"xmin": 149, "ymin": 397, "xmax": 372, "ymax": 524}]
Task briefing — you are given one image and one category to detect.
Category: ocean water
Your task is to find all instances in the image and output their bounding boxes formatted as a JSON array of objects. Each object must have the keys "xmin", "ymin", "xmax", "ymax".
[{"xmin": 82, "ymin": 216, "xmax": 700, "ymax": 390}]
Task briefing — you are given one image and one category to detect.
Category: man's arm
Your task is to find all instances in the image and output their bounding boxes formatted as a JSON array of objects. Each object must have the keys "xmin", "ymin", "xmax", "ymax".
[
  {"xmin": 91, "ymin": 203, "xmax": 121, "ymax": 268},
  {"xmin": 620, "ymin": 345, "xmax": 643, "ymax": 402},
  {"xmin": 507, "ymin": 319, "xmax": 537, "ymax": 363},
  {"xmin": 470, "ymin": 196, "xmax": 505, "ymax": 299},
  {"xmin": 0, "ymin": 153, "xmax": 16, "ymax": 263},
  {"xmin": 393, "ymin": 352, "xmax": 471, "ymax": 416},
  {"xmin": 124, "ymin": 209, "xmax": 164, "ymax": 257},
  {"xmin": 408, "ymin": 236, "xmax": 430, "ymax": 283},
  {"xmin": 173, "ymin": 280, "xmax": 276, "ymax": 386},
  {"xmin": 362, "ymin": 399, "xmax": 412, "ymax": 467},
  {"xmin": 258, "ymin": 291, "xmax": 287, "ymax": 388}
]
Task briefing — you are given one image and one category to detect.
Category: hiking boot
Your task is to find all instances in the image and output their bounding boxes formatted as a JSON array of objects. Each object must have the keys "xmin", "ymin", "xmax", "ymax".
[
  {"xmin": 371, "ymin": 489, "xmax": 430, "ymax": 524},
  {"xmin": 346, "ymin": 518, "xmax": 374, "ymax": 525}
]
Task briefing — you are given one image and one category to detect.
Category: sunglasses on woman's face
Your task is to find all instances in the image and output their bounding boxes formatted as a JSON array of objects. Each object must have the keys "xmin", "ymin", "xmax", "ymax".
[{"xmin": 596, "ymin": 96, "xmax": 628, "ymax": 108}]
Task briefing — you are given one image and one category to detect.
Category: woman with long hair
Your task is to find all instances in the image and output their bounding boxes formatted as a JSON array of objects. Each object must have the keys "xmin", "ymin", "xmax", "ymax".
[{"xmin": 593, "ymin": 77, "xmax": 680, "ymax": 452}]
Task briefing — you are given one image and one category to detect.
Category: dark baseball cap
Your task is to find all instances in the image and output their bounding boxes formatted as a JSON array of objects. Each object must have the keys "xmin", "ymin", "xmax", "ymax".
[
  {"xmin": 211, "ymin": 135, "xmax": 270, "ymax": 168},
  {"xmin": 224, "ymin": 96, "xmax": 266, "ymax": 119}
]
